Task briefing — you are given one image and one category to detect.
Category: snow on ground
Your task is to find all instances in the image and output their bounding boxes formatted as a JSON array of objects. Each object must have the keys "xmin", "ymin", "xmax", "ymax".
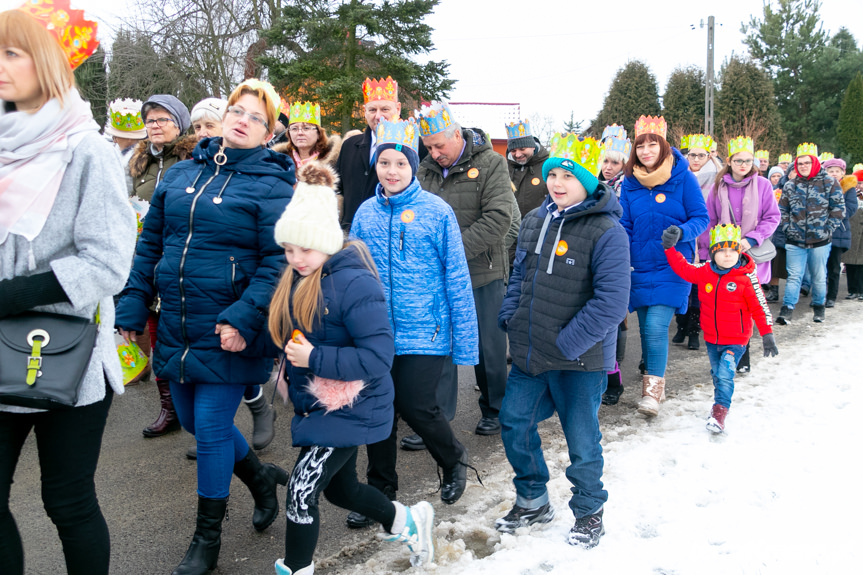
[{"xmin": 336, "ymin": 302, "xmax": 863, "ymax": 575}]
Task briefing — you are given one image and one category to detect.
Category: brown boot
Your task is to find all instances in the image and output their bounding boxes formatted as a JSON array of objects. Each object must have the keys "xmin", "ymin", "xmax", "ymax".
[
  {"xmin": 637, "ymin": 375, "xmax": 666, "ymax": 417},
  {"xmin": 143, "ymin": 379, "xmax": 181, "ymax": 437}
]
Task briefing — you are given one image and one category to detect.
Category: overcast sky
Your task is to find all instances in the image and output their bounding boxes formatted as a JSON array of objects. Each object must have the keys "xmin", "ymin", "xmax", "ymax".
[{"xmin": 4, "ymin": 0, "xmax": 862, "ymax": 130}]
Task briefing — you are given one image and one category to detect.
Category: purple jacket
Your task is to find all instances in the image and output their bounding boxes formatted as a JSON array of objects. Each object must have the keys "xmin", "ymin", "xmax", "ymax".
[{"xmin": 699, "ymin": 173, "xmax": 780, "ymax": 282}]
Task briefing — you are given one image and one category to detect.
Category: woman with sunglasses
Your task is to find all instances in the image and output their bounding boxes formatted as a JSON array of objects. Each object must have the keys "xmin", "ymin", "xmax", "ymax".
[{"xmin": 116, "ymin": 79, "xmax": 296, "ymax": 575}]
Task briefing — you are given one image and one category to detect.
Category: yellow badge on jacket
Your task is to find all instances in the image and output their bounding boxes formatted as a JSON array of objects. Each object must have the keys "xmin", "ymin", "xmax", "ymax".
[
  {"xmin": 401, "ymin": 210, "xmax": 415, "ymax": 223},
  {"xmin": 655, "ymin": 193, "xmax": 666, "ymax": 203},
  {"xmin": 705, "ymin": 283, "xmax": 713, "ymax": 293},
  {"xmin": 467, "ymin": 168, "xmax": 479, "ymax": 179},
  {"xmin": 532, "ymin": 177, "xmax": 541, "ymax": 186},
  {"xmin": 555, "ymin": 240, "xmax": 568, "ymax": 256}
]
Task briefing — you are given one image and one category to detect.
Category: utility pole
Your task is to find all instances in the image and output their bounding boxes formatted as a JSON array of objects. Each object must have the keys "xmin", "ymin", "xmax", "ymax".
[{"xmin": 703, "ymin": 16, "xmax": 715, "ymax": 137}]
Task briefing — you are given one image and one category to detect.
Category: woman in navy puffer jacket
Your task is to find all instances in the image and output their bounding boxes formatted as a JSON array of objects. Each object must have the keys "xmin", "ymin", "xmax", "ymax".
[
  {"xmin": 620, "ymin": 121, "xmax": 708, "ymax": 417},
  {"xmin": 116, "ymin": 80, "xmax": 295, "ymax": 575}
]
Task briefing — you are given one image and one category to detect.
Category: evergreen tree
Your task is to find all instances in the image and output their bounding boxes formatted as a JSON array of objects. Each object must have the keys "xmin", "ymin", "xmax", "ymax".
[
  {"xmin": 260, "ymin": 0, "xmax": 454, "ymax": 133},
  {"xmin": 563, "ymin": 111, "xmax": 583, "ymax": 135},
  {"xmin": 662, "ymin": 66, "xmax": 706, "ymax": 140},
  {"xmin": 838, "ymin": 72, "xmax": 863, "ymax": 166},
  {"xmin": 589, "ymin": 60, "xmax": 660, "ymax": 137},
  {"xmin": 75, "ymin": 45, "xmax": 108, "ymax": 128},
  {"xmin": 714, "ymin": 56, "xmax": 785, "ymax": 160}
]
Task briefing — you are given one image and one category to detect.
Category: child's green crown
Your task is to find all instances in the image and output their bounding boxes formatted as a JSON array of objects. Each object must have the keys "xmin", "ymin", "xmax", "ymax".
[{"xmin": 709, "ymin": 224, "xmax": 742, "ymax": 254}]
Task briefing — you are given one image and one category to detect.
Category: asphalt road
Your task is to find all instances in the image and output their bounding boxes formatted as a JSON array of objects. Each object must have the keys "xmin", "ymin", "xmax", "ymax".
[{"xmin": 10, "ymin": 296, "xmax": 804, "ymax": 574}]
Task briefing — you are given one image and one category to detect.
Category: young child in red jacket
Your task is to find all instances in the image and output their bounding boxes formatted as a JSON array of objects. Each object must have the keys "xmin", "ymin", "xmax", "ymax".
[{"xmin": 662, "ymin": 223, "xmax": 779, "ymax": 433}]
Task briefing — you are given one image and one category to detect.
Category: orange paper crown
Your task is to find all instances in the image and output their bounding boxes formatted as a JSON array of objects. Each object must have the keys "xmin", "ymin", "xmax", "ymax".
[
  {"xmin": 635, "ymin": 115, "xmax": 667, "ymax": 139},
  {"xmin": 362, "ymin": 76, "xmax": 398, "ymax": 103},
  {"xmin": 17, "ymin": 0, "xmax": 99, "ymax": 70}
]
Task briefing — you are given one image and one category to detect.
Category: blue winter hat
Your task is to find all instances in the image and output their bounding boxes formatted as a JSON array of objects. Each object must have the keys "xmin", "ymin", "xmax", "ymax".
[
  {"xmin": 542, "ymin": 157, "xmax": 599, "ymax": 195},
  {"xmin": 375, "ymin": 142, "xmax": 420, "ymax": 176}
]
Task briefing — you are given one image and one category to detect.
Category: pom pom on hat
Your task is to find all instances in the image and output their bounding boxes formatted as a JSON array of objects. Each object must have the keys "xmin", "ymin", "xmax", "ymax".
[{"xmin": 274, "ymin": 162, "xmax": 344, "ymax": 255}]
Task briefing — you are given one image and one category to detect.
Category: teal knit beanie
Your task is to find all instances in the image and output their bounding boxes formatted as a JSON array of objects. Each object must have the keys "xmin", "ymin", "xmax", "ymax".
[{"xmin": 542, "ymin": 157, "xmax": 600, "ymax": 195}]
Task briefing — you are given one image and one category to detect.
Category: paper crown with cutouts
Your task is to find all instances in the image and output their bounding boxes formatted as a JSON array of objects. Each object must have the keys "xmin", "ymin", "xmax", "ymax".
[
  {"xmin": 728, "ymin": 136, "xmax": 754, "ymax": 157},
  {"xmin": 601, "ymin": 124, "xmax": 631, "ymax": 156},
  {"xmin": 106, "ymin": 98, "xmax": 146, "ymax": 138},
  {"xmin": 363, "ymin": 76, "xmax": 398, "ymax": 103},
  {"xmin": 778, "ymin": 153, "xmax": 793, "ymax": 164},
  {"xmin": 681, "ymin": 133, "xmax": 713, "ymax": 152},
  {"xmin": 417, "ymin": 102, "xmax": 455, "ymax": 137},
  {"xmin": 854, "ymin": 163, "xmax": 863, "ymax": 173},
  {"xmin": 17, "ymin": 0, "xmax": 98, "ymax": 70},
  {"xmin": 755, "ymin": 150, "xmax": 770, "ymax": 161},
  {"xmin": 375, "ymin": 119, "xmax": 419, "ymax": 154},
  {"xmin": 634, "ymin": 115, "xmax": 667, "ymax": 139},
  {"xmin": 818, "ymin": 152, "xmax": 834, "ymax": 162},
  {"xmin": 505, "ymin": 120, "xmax": 532, "ymax": 140},
  {"xmin": 289, "ymin": 101, "xmax": 321, "ymax": 126},
  {"xmin": 710, "ymin": 223, "xmax": 743, "ymax": 253},
  {"xmin": 549, "ymin": 133, "xmax": 601, "ymax": 176},
  {"xmin": 797, "ymin": 143, "xmax": 818, "ymax": 157}
]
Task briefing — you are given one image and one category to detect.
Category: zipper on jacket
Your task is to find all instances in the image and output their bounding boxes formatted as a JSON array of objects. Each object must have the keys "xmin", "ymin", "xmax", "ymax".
[
  {"xmin": 713, "ymin": 275, "xmax": 723, "ymax": 340},
  {"xmin": 431, "ymin": 325, "xmax": 440, "ymax": 342},
  {"xmin": 231, "ymin": 261, "xmax": 240, "ymax": 299},
  {"xmin": 386, "ymin": 202, "xmax": 396, "ymax": 339},
  {"xmin": 399, "ymin": 226, "xmax": 406, "ymax": 261},
  {"xmin": 156, "ymin": 157, "xmax": 164, "ymax": 188},
  {"xmin": 178, "ymin": 165, "xmax": 221, "ymax": 383},
  {"xmin": 739, "ymin": 309, "xmax": 745, "ymax": 333}
]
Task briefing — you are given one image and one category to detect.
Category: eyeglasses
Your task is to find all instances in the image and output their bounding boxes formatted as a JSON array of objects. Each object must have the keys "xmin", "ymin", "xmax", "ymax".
[
  {"xmin": 732, "ymin": 159, "xmax": 754, "ymax": 166},
  {"xmin": 797, "ymin": 160, "xmax": 812, "ymax": 167},
  {"xmin": 688, "ymin": 153, "xmax": 708, "ymax": 160},
  {"xmin": 289, "ymin": 125, "xmax": 317, "ymax": 133},
  {"xmin": 145, "ymin": 117, "xmax": 174, "ymax": 127},
  {"xmin": 226, "ymin": 106, "xmax": 268, "ymax": 130}
]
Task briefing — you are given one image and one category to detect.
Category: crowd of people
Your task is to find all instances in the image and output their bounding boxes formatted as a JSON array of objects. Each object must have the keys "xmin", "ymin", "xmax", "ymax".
[{"xmin": 2, "ymin": 2, "xmax": 862, "ymax": 574}]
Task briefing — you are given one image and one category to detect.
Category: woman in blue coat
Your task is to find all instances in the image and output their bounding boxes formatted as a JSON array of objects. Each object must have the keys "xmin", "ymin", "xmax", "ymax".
[
  {"xmin": 619, "ymin": 116, "xmax": 708, "ymax": 417},
  {"xmin": 268, "ymin": 161, "xmax": 434, "ymax": 574},
  {"xmin": 115, "ymin": 79, "xmax": 295, "ymax": 575}
]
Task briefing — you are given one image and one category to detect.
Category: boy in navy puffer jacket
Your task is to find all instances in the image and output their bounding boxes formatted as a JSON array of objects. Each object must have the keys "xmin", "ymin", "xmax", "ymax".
[{"xmin": 664, "ymin": 223, "xmax": 778, "ymax": 433}]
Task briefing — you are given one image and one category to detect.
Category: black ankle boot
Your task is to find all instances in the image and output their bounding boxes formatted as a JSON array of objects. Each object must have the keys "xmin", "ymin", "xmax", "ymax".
[
  {"xmin": 233, "ymin": 450, "xmax": 288, "ymax": 532},
  {"xmin": 171, "ymin": 496, "xmax": 227, "ymax": 575}
]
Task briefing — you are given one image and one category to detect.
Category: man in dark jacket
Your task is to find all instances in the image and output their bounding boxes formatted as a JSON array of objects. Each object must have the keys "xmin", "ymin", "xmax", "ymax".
[
  {"xmin": 417, "ymin": 102, "xmax": 514, "ymax": 438},
  {"xmin": 336, "ymin": 76, "xmax": 427, "ymax": 230},
  {"xmin": 506, "ymin": 120, "xmax": 549, "ymax": 263}
]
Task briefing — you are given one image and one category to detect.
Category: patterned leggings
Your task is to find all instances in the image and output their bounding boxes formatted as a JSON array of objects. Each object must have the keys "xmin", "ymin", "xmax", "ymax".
[{"xmin": 283, "ymin": 446, "xmax": 396, "ymax": 572}]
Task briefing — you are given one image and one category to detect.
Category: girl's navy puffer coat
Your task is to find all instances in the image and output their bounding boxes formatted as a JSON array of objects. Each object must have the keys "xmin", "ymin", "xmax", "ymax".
[
  {"xmin": 115, "ymin": 137, "xmax": 295, "ymax": 385},
  {"xmin": 283, "ymin": 245, "xmax": 396, "ymax": 448}
]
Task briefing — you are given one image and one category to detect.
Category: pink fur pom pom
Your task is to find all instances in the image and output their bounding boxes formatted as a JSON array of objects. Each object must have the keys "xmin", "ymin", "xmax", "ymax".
[{"xmin": 307, "ymin": 376, "xmax": 365, "ymax": 413}]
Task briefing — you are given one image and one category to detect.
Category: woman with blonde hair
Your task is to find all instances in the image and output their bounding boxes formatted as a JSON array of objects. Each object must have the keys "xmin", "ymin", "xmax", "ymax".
[
  {"xmin": 116, "ymin": 78, "xmax": 296, "ymax": 575},
  {"xmin": 0, "ymin": 4, "xmax": 136, "ymax": 573}
]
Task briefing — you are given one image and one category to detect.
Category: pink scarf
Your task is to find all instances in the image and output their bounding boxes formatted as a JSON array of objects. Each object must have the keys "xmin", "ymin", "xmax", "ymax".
[
  {"xmin": 292, "ymin": 149, "xmax": 320, "ymax": 169},
  {"xmin": 0, "ymin": 89, "xmax": 99, "ymax": 244},
  {"xmin": 714, "ymin": 173, "xmax": 759, "ymax": 236}
]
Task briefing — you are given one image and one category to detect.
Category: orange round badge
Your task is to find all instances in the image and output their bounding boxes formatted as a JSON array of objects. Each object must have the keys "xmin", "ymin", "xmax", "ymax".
[
  {"xmin": 655, "ymin": 193, "xmax": 667, "ymax": 203},
  {"xmin": 467, "ymin": 168, "xmax": 479, "ymax": 179},
  {"xmin": 400, "ymin": 210, "xmax": 415, "ymax": 223},
  {"xmin": 705, "ymin": 283, "xmax": 713, "ymax": 293},
  {"xmin": 555, "ymin": 240, "xmax": 568, "ymax": 256},
  {"xmin": 532, "ymin": 177, "xmax": 541, "ymax": 186}
]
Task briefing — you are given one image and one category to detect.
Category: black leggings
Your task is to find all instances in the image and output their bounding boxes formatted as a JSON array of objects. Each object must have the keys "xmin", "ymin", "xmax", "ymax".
[
  {"xmin": 0, "ymin": 389, "xmax": 113, "ymax": 575},
  {"xmin": 284, "ymin": 445, "xmax": 396, "ymax": 572}
]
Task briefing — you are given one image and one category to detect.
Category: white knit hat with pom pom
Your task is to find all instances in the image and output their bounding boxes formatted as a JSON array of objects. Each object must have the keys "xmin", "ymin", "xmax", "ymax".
[{"xmin": 274, "ymin": 162, "xmax": 344, "ymax": 255}]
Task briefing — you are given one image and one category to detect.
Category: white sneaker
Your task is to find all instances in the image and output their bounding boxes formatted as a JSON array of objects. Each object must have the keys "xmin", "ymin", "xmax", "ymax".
[
  {"xmin": 379, "ymin": 501, "xmax": 435, "ymax": 567},
  {"xmin": 274, "ymin": 559, "xmax": 314, "ymax": 575}
]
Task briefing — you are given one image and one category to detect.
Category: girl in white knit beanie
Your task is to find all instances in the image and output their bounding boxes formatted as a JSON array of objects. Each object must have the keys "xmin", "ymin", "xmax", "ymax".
[{"xmin": 269, "ymin": 162, "xmax": 435, "ymax": 575}]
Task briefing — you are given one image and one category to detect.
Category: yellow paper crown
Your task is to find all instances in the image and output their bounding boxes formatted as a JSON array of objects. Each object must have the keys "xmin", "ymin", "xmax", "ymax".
[
  {"xmin": 755, "ymin": 150, "xmax": 770, "ymax": 161},
  {"xmin": 288, "ymin": 101, "xmax": 321, "ymax": 126},
  {"xmin": 17, "ymin": 0, "xmax": 99, "ymax": 70},
  {"xmin": 797, "ymin": 143, "xmax": 818, "ymax": 157},
  {"xmin": 778, "ymin": 153, "xmax": 793, "ymax": 163},
  {"xmin": 728, "ymin": 136, "xmax": 754, "ymax": 157},
  {"xmin": 681, "ymin": 134, "xmax": 713, "ymax": 151},
  {"xmin": 710, "ymin": 224, "xmax": 743, "ymax": 252},
  {"xmin": 363, "ymin": 76, "xmax": 398, "ymax": 103},
  {"xmin": 549, "ymin": 133, "xmax": 601, "ymax": 176},
  {"xmin": 853, "ymin": 163, "xmax": 863, "ymax": 173},
  {"xmin": 634, "ymin": 115, "xmax": 667, "ymax": 139},
  {"xmin": 818, "ymin": 152, "xmax": 834, "ymax": 162}
]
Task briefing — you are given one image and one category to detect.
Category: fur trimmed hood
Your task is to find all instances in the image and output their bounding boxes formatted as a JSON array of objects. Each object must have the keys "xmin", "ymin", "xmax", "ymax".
[
  {"xmin": 129, "ymin": 134, "xmax": 197, "ymax": 179},
  {"xmin": 272, "ymin": 133, "xmax": 343, "ymax": 167}
]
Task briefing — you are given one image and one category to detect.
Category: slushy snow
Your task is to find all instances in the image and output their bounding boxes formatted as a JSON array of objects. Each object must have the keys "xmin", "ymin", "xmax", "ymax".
[{"xmin": 331, "ymin": 303, "xmax": 862, "ymax": 574}]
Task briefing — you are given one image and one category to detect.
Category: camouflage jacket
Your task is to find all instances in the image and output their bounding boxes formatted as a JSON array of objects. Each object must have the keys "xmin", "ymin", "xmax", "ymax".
[{"xmin": 778, "ymin": 169, "xmax": 845, "ymax": 247}]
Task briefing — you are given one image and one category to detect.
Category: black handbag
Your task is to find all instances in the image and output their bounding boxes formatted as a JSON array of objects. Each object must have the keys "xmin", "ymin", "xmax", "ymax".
[{"xmin": 0, "ymin": 310, "xmax": 99, "ymax": 410}]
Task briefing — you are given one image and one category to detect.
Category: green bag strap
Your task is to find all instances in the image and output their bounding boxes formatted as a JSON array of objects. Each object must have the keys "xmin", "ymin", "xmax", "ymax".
[{"xmin": 25, "ymin": 303, "xmax": 100, "ymax": 385}]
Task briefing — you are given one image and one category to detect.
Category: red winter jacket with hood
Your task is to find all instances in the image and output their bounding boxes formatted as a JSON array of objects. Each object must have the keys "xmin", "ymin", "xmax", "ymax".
[{"xmin": 665, "ymin": 248, "xmax": 773, "ymax": 345}]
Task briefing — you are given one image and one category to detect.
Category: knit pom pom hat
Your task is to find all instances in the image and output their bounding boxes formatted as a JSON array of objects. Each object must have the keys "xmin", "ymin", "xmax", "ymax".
[{"xmin": 274, "ymin": 162, "xmax": 344, "ymax": 255}]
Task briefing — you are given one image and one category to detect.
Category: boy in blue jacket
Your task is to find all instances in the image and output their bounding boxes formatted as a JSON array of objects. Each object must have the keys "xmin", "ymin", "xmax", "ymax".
[
  {"xmin": 496, "ymin": 133, "xmax": 631, "ymax": 548},
  {"xmin": 351, "ymin": 119, "xmax": 480, "ymax": 520}
]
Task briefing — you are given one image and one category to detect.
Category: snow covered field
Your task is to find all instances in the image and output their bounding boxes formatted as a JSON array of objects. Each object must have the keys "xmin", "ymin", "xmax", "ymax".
[{"xmin": 334, "ymin": 302, "xmax": 863, "ymax": 575}]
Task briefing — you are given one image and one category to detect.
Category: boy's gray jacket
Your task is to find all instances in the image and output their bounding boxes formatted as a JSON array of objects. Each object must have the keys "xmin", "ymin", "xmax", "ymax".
[
  {"xmin": 499, "ymin": 185, "xmax": 631, "ymax": 376},
  {"xmin": 0, "ymin": 133, "xmax": 137, "ymax": 412},
  {"xmin": 417, "ymin": 127, "xmax": 514, "ymax": 288}
]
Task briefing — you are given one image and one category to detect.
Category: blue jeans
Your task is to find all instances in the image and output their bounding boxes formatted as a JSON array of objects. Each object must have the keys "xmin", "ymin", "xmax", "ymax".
[
  {"xmin": 784, "ymin": 244, "xmax": 831, "ymax": 307},
  {"xmin": 500, "ymin": 364, "xmax": 607, "ymax": 518},
  {"xmin": 705, "ymin": 343, "xmax": 746, "ymax": 408},
  {"xmin": 635, "ymin": 305, "xmax": 676, "ymax": 377},
  {"xmin": 170, "ymin": 382, "xmax": 250, "ymax": 498}
]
